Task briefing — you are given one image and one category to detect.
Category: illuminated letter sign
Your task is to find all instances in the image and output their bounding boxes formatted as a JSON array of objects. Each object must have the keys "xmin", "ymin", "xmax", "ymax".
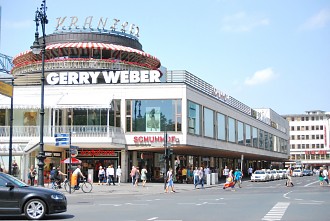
[{"xmin": 46, "ymin": 70, "xmax": 161, "ymax": 85}]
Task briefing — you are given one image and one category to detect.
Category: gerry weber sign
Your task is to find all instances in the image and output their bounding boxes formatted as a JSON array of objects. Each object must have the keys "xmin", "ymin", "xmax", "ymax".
[
  {"xmin": 55, "ymin": 16, "xmax": 140, "ymax": 37},
  {"xmin": 46, "ymin": 70, "xmax": 161, "ymax": 85}
]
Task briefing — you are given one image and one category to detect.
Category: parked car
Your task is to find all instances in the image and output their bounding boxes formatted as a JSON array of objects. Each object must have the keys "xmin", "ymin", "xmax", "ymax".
[
  {"xmin": 265, "ymin": 170, "xmax": 274, "ymax": 180},
  {"xmin": 251, "ymin": 170, "xmax": 270, "ymax": 182},
  {"xmin": 302, "ymin": 169, "xmax": 313, "ymax": 176},
  {"xmin": 0, "ymin": 172, "xmax": 67, "ymax": 220},
  {"xmin": 278, "ymin": 169, "xmax": 287, "ymax": 179},
  {"xmin": 292, "ymin": 169, "xmax": 303, "ymax": 177},
  {"xmin": 270, "ymin": 170, "xmax": 280, "ymax": 180}
]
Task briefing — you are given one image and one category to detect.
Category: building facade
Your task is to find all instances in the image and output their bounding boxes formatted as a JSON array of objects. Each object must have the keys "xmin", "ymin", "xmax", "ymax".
[
  {"xmin": 0, "ymin": 17, "xmax": 290, "ymax": 183},
  {"xmin": 283, "ymin": 110, "xmax": 330, "ymax": 169}
]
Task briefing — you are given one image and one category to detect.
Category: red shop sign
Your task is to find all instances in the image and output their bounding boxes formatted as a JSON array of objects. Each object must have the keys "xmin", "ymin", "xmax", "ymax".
[{"xmin": 79, "ymin": 149, "xmax": 116, "ymax": 157}]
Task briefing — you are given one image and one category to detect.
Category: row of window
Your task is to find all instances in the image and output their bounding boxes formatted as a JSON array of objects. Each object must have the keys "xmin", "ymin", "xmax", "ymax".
[
  {"xmin": 290, "ymin": 153, "xmax": 329, "ymax": 160},
  {"xmin": 291, "ymin": 125, "xmax": 324, "ymax": 131},
  {"xmin": 188, "ymin": 101, "xmax": 288, "ymax": 153},
  {"xmin": 291, "ymin": 134, "xmax": 324, "ymax": 140},
  {"xmin": 287, "ymin": 116, "xmax": 324, "ymax": 121},
  {"xmin": 291, "ymin": 144, "xmax": 325, "ymax": 149}
]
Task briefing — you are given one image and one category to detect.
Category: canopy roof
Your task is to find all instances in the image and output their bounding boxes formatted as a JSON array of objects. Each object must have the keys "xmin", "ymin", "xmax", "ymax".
[{"xmin": 13, "ymin": 42, "xmax": 160, "ymax": 70}]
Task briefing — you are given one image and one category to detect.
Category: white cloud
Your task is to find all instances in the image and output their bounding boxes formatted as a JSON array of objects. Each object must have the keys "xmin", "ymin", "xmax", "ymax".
[
  {"xmin": 244, "ymin": 68, "xmax": 275, "ymax": 86},
  {"xmin": 221, "ymin": 11, "xmax": 270, "ymax": 32},
  {"xmin": 301, "ymin": 8, "xmax": 330, "ymax": 30}
]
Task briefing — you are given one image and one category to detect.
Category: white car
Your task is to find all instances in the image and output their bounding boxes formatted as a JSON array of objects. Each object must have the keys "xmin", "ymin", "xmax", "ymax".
[
  {"xmin": 277, "ymin": 169, "xmax": 287, "ymax": 179},
  {"xmin": 270, "ymin": 170, "xmax": 280, "ymax": 180},
  {"xmin": 251, "ymin": 170, "xmax": 270, "ymax": 182},
  {"xmin": 292, "ymin": 169, "xmax": 303, "ymax": 177}
]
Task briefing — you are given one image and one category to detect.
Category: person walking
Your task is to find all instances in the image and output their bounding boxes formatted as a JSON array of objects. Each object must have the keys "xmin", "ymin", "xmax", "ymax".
[
  {"xmin": 286, "ymin": 167, "xmax": 294, "ymax": 187},
  {"xmin": 234, "ymin": 168, "xmax": 243, "ymax": 188},
  {"xmin": 28, "ymin": 165, "xmax": 37, "ymax": 186},
  {"xmin": 134, "ymin": 167, "xmax": 140, "ymax": 187},
  {"xmin": 116, "ymin": 165, "xmax": 122, "ymax": 186},
  {"xmin": 195, "ymin": 167, "xmax": 204, "ymax": 189},
  {"xmin": 141, "ymin": 166, "xmax": 148, "ymax": 187},
  {"xmin": 130, "ymin": 166, "xmax": 137, "ymax": 186},
  {"xmin": 323, "ymin": 167, "xmax": 329, "ymax": 185},
  {"xmin": 248, "ymin": 167, "xmax": 253, "ymax": 177},
  {"xmin": 98, "ymin": 166, "xmax": 105, "ymax": 185},
  {"xmin": 319, "ymin": 167, "xmax": 324, "ymax": 186},
  {"xmin": 165, "ymin": 168, "xmax": 175, "ymax": 193},
  {"xmin": 106, "ymin": 165, "xmax": 115, "ymax": 185},
  {"xmin": 223, "ymin": 166, "xmax": 229, "ymax": 180},
  {"xmin": 193, "ymin": 167, "xmax": 199, "ymax": 187}
]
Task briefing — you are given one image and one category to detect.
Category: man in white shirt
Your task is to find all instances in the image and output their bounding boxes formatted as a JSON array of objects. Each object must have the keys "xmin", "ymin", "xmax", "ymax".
[
  {"xmin": 323, "ymin": 167, "xmax": 329, "ymax": 185},
  {"xmin": 106, "ymin": 165, "xmax": 115, "ymax": 185},
  {"xmin": 116, "ymin": 165, "xmax": 122, "ymax": 185},
  {"xmin": 73, "ymin": 165, "xmax": 85, "ymax": 189},
  {"xmin": 248, "ymin": 167, "xmax": 253, "ymax": 176}
]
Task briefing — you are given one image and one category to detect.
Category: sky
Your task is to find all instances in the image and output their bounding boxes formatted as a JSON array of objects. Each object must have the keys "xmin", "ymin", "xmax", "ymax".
[{"xmin": 0, "ymin": 0, "xmax": 329, "ymax": 115}]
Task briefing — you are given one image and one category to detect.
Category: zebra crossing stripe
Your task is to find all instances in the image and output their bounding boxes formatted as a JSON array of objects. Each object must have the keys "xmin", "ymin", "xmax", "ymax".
[{"xmin": 262, "ymin": 202, "xmax": 290, "ymax": 221}]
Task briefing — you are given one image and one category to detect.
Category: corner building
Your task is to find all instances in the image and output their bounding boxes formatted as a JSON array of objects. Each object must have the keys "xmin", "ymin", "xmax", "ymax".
[{"xmin": 0, "ymin": 22, "xmax": 289, "ymax": 183}]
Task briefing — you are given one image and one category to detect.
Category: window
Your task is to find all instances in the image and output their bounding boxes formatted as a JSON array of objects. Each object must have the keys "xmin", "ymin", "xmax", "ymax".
[
  {"xmin": 245, "ymin": 124, "xmax": 251, "ymax": 146},
  {"xmin": 259, "ymin": 130, "xmax": 264, "ymax": 149},
  {"xmin": 312, "ymin": 135, "xmax": 315, "ymax": 139},
  {"xmin": 217, "ymin": 113, "xmax": 226, "ymax": 140},
  {"xmin": 127, "ymin": 99, "xmax": 181, "ymax": 132},
  {"xmin": 306, "ymin": 135, "xmax": 309, "ymax": 139},
  {"xmin": 306, "ymin": 126, "xmax": 309, "ymax": 130},
  {"xmin": 297, "ymin": 126, "xmax": 300, "ymax": 131},
  {"xmin": 269, "ymin": 134, "xmax": 273, "ymax": 151},
  {"xmin": 320, "ymin": 125, "xmax": 323, "ymax": 130},
  {"xmin": 291, "ymin": 144, "xmax": 295, "ymax": 149},
  {"xmin": 291, "ymin": 135, "xmax": 295, "ymax": 140},
  {"xmin": 316, "ymin": 125, "xmax": 319, "ymax": 130},
  {"xmin": 188, "ymin": 101, "xmax": 201, "ymax": 135},
  {"xmin": 252, "ymin": 127, "xmax": 258, "ymax": 147},
  {"xmin": 312, "ymin": 126, "xmax": 315, "ymax": 130},
  {"xmin": 264, "ymin": 132, "xmax": 269, "ymax": 150},
  {"xmin": 228, "ymin": 117, "xmax": 236, "ymax": 143},
  {"xmin": 204, "ymin": 107, "xmax": 214, "ymax": 138},
  {"xmin": 306, "ymin": 117, "xmax": 309, "ymax": 121},
  {"xmin": 237, "ymin": 121, "xmax": 244, "ymax": 145},
  {"xmin": 291, "ymin": 126, "xmax": 294, "ymax": 131}
]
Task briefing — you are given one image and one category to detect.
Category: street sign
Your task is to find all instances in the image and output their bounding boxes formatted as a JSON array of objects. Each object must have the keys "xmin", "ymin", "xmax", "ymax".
[
  {"xmin": 0, "ymin": 81, "xmax": 13, "ymax": 97},
  {"xmin": 55, "ymin": 133, "xmax": 69, "ymax": 146}
]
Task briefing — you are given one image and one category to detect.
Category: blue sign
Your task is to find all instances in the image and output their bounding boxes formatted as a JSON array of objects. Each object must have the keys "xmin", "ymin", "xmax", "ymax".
[{"xmin": 55, "ymin": 133, "xmax": 69, "ymax": 146}]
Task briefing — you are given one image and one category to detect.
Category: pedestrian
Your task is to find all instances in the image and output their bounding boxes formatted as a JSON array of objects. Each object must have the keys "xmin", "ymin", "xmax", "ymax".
[
  {"xmin": 286, "ymin": 167, "xmax": 294, "ymax": 187},
  {"xmin": 319, "ymin": 167, "xmax": 324, "ymax": 186},
  {"xmin": 195, "ymin": 167, "xmax": 204, "ymax": 189},
  {"xmin": 248, "ymin": 167, "xmax": 253, "ymax": 177},
  {"xmin": 28, "ymin": 165, "xmax": 37, "ymax": 186},
  {"xmin": 222, "ymin": 166, "xmax": 229, "ymax": 180},
  {"xmin": 130, "ymin": 166, "xmax": 136, "ymax": 186},
  {"xmin": 116, "ymin": 165, "xmax": 122, "ymax": 186},
  {"xmin": 106, "ymin": 165, "xmax": 115, "ymax": 185},
  {"xmin": 234, "ymin": 168, "xmax": 243, "ymax": 188},
  {"xmin": 141, "ymin": 166, "xmax": 148, "ymax": 187},
  {"xmin": 165, "ymin": 168, "xmax": 175, "ymax": 193},
  {"xmin": 193, "ymin": 167, "xmax": 199, "ymax": 187},
  {"xmin": 98, "ymin": 166, "xmax": 105, "ymax": 185},
  {"xmin": 181, "ymin": 167, "xmax": 187, "ymax": 183},
  {"xmin": 50, "ymin": 167, "xmax": 57, "ymax": 188},
  {"xmin": 134, "ymin": 167, "xmax": 140, "ymax": 186},
  {"xmin": 0, "ymin": 165, "xmax": 3, "ymax": 172},
  {"xmin": 323, "ymin": 167, "xmax": 329, "ymax": 185}
]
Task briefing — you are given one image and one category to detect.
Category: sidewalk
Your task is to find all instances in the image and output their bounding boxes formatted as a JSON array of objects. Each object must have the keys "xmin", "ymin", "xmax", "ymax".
[{"xmin": 49, "ymin": 181, "xmax": 223, "ymax": 195}]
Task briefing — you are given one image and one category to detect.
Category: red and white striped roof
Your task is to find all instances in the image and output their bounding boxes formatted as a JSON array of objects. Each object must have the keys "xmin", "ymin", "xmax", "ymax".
[{"xmin": 13, "ymin": 42, "xmax": 160, "ymax": 68}]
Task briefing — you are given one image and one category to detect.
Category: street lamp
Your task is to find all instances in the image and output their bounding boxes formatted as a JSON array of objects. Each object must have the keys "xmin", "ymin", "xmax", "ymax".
[{"xmin": 31, "ymin": 0, "xmax": 48, "ymax": 187}]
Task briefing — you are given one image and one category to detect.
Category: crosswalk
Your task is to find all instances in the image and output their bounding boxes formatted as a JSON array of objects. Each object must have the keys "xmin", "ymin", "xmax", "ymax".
[{"xmin": 261, "ymin": 202, "xmax": 290, "ymax": 221}]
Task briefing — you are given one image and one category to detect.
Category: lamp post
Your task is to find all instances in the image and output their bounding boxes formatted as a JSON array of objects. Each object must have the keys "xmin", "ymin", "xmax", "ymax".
[{"xmin": 30, "ymin": 0, "xmax": 48, "ymax": 187}]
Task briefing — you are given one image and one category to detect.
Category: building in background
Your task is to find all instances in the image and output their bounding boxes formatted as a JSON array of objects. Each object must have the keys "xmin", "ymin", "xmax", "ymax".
[
  {"xmin": 283, "ymin": 110, "xmax": 330, "ymax": 169},
  {"xmin": 0, "ymin": 16, "xmax": 290, "ymax": 183}
]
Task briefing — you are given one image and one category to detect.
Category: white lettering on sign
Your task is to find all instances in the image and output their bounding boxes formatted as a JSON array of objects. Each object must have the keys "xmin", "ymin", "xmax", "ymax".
[
  {"xmin": 55, "ymin": 16, "xmax": 140, "ymax": 37},
  {"xmin": 46, "ymin": 70, "xmax": 161, "ymax": 85}
]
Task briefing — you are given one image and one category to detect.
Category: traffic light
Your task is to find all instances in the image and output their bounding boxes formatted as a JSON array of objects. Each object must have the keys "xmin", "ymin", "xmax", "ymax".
[{"xmin": 168, "ymin": 148, "xmax": 173, "ymax": 156}]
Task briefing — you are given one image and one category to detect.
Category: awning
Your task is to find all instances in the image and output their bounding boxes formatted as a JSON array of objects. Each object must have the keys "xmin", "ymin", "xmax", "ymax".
[
  {"xmin": 13, "ymin": 42, "xmax": 159, "ymax": 63},
  {"xmin": 61, "ymin": 157, "xmax": 81, "ymax": 164},
  {"xmin": 56, "ymin": 92, "xmax": 112, "ymax": 109},
  {"xmin": 0, "ymin": 144, "xmax": 25, "ymax": 156}
]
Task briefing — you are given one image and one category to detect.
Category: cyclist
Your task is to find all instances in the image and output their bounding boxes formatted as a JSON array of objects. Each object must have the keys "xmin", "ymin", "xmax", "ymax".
[
  {"xmin": 72, "ymin": 165, "xmax": 85, "ymax": 190},
  {"xmin": 55, "ymin": 166, "xmax": 67, "ymax": 188}
]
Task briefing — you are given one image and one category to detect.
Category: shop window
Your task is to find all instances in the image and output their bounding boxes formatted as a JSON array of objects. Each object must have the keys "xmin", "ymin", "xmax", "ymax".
[
  {"xmin": 237, "ymin": 121, "xmax": 244, "ymax": 145},
  {"xmin": 217, "ymin": 113, "xmax": 226, "ymax": 141},
  {"xmin": 252, "ymin": 127, "xmax": 258, "ymax": 148},
  {"xmin": 188, "ymin": 101, "xmax": 201, "ymax": 135},
  {"xmin": 245, "ymin": 124, "xmax": 251, "ymax": 146},
  {"xmin": 203, "ymin": 107, "xmax": 214, "ymax": 138},
  {"xmin": 228, "ymin": 117, "xmax": 236, "ymax": 143}
]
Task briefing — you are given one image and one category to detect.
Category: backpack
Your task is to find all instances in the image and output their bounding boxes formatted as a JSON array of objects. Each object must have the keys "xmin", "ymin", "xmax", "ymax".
[{"xmin": 50, "ymin": 169, "xmax": 56, "ymax": 180}]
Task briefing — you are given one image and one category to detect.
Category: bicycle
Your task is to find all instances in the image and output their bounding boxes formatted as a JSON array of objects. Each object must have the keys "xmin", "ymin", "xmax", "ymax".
[
  {"xmin": 51, "ymin": 176, "xmax": 70, "ymax": 191},
  {"xmin": 69, "ymin": 178, "xmax": 93, "ymax": 193}
]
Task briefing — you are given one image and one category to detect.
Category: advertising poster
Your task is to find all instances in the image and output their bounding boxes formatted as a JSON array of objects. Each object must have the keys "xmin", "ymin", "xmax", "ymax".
[{"xmin": 146, "ymin": 107, "xmax": 160, "ymax": 132}]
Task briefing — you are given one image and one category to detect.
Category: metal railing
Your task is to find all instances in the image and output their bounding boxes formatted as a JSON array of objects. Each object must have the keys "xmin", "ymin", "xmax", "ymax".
[{"xmin": 0, "ymin": 125, "xmax": 126, "ymax": 144}]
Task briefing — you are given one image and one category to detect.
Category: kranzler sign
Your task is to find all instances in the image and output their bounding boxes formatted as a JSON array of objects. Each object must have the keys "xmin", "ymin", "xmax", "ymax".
[
  {"xmin": 46, "ymin": 70, "xmax": 161, "ymax": 85},
  {"xmin": 0, "ymin": 81, "xmax": 13, "ymax": 97}
]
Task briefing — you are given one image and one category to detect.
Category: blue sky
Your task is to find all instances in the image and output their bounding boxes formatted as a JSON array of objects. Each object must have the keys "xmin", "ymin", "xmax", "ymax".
[{"xmin": 0, "ymin": 0, "xmax": 329, "ymax": 115}]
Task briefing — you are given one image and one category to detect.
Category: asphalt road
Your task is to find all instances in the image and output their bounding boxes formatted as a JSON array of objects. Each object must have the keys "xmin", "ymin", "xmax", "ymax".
[{"xmin": 1, "ymin": 176, "xmax": 329, "ymax": 221}]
